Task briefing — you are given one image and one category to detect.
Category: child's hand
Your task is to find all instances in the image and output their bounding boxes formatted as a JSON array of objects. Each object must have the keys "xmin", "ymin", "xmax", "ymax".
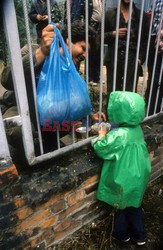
[{"xmin": 98, "ymin": 122, "xmax": 108, "ymax": 136}]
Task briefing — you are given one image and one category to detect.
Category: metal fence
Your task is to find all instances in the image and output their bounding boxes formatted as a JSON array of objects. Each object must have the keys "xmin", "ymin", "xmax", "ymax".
[
  {"xmin": 106, "ymin": 0, "xmax": 153, "ymax": 11},
  {"xmin": 0, "ymin": 0, "xmax": 162, "ymax": 166}
]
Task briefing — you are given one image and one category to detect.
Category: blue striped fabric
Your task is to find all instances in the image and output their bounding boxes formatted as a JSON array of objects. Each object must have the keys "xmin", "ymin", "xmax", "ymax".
[{"xmin": 151, "ymin": 0, "xmax": 163, "ymax": 35}]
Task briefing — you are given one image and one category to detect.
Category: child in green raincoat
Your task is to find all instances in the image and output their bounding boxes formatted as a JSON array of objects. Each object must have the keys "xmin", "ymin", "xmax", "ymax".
[{"xmin": 92, "ymin": 91, "xmax": 151, "ymax": 246}]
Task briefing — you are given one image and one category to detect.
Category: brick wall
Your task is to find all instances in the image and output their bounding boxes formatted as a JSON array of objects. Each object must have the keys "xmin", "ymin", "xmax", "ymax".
[
  {"xmin": 0, "ymin": 115, "xmax": 162, "ymax": 249},
  {"xmin": 149, "ymin": 142, "xmax": 163, "ymax": 181}
]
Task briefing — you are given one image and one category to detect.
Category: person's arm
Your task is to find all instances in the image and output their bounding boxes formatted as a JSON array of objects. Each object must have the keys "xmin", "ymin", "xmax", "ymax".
[
  {"xmin": 28, "ymin": 4, "xmax": 41, "ymax": 24},
  {"xmin": 90, "ymin": 112, "xmax": 107, "ymax": 122},
  {"xmin": 104, "ymin": 9, "xmax": 117, "ymax": 44},
  {"xmin": 35, "ymin": 24, "xmax": 54, "ymax": 65},
  {"xmin": 1, "ymin": 24, "xmax": 54, "ymax": 90},
  {"xmin": 92, "ymin": 130, "xmax": 122, "ymax": 161},
  {"xmin": 91, "ymin": 122, "xmax": 107, "ymax": 146}
]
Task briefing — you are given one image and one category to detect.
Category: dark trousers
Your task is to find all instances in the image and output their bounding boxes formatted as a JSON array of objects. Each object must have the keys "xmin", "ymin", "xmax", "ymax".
[
  {"xmin": 146, "ymin": 36, "xmax": 163, "ymax": 115},
  {"xmin": 89, "ymin": 48, "xmax": 101, "ymax": 83},
  {"xmin": 112, "ymin": 207, "xmax": 146, "ymax": 241},
  {"xmin": 106, "ymin": 56, "xmax": 139, "ymax": 93},
  {"xmin": 88, "ymin": 21, "xmax": 101, "ymax": 83}
]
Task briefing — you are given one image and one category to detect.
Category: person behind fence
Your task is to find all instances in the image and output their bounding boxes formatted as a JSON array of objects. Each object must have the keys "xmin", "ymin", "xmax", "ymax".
[
  {"xmin": 145, "ymin": 0, "xmax": 163, "ymax": 115},
  {"xmin": 104, "ymin": 0, "xmax": 149, "ymax": 93},
  {"xmin": 64, "ymin": 0, "xmax": 81, "ymax": 24},
  {"xmin": 1, "ymin": 21, "xmax": 106, "ymax": 160},
  {"xmin": 72, "ymin": 0, "xmax": 102, "ymax": 84},
  {"xmin": 92, "ymin": 91, "xmax": 151, "ymax": 246},
  {"xmin": 29, "ymin": 0, "xmax": 62, "ymax": 44}
]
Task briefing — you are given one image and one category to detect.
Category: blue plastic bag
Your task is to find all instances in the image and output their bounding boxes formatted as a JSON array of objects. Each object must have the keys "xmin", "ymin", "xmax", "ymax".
[{"xmin": 37, "ymin": 25, "xmax": 92, "ymax": 125}]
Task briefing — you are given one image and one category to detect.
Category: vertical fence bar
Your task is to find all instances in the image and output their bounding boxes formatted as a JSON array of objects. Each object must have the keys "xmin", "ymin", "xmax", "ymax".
[
  {"xmin": 47, "ymin": 0, "xmax": 61, "ymax": 147},
  {"xmin": 161, "ymin": 98, "xmax": 163, "ymax": 111},
  {"xmin": 154, "ymin": 56, "xmax": 163, "ymax": 114},
  {"xmin": 46, "ymin": 0, "xmax": 52, "ymax": 23},
  {"xmin": 113, "ymin": 0, "xmax": 121, "ymax": 91},
  {"xmin": 85, "ymin": 0, "xmax": 89, "ymax": 138},
  {"xmin": 22, "ymin": 0, "xmax": 44, "ymax": 155},
  {"xmin": 66, "ymin": 0, "xmax": 72, "ymax": 56},
  {"xmin": 133, "ymin": 0, "xmax": 145, "ymax": 92},
  {"xmin": 0, "ymin": 108, "xmax": 10, "ymax": 160},
  {"xmin": 2, "ymin": 0, "xmax": 35, "ymax": 164},
  {"xmin": 66, "ymin": 0, "xmax": 75, "ymax": 143},
  {"xmin": 57, "ymin": 130, "xmax": 60, "ymax": 149},
  {"xmin": 98, "ymin": 0, "xmax": 106, "ymax": 122},
  {"xmin": 146, "ymin": 9, "xmax": 163, "ymax": 116},
  {"xmin": 123, "ymin": 0, "xmax": 133, "ymax": 90},
  {"xmin": 142, "ymin": 0, "xmax": 156, "ymax": 97},
  {"xmin": 85, "ymin": 0, "xmax": 89, "ymax": 85}
]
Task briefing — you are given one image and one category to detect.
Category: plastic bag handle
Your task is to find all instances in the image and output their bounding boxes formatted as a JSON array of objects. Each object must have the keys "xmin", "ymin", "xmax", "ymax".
[{"xmin": 53, "ymin": 25, "xmax": 71, "ymax": 70}]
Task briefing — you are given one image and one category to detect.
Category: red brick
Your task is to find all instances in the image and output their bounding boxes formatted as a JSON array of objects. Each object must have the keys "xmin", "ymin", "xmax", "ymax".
[
  {"xmin": 80, "ymin": 175, "xmax": 99, "ymax": 189},
  {"xmin": 39, "ymin": 215, "xmax": 59, "ymax": 229},
  {"xmin": 24, "ymin": 227, "xmax": 40, "ymax": 238},
  {"xmin": 38, "ymin": 194, "xmax": 63, "ymax": 210},
  {"xmin": 0, "ymin": 165, "xmax": 18, "ymax": 185},
  {"xmin": 59, "ymin": 201, "xmax": 83, "ymax": 220},
  {"xmin": 60, "ymin": 192, "xmax": 96, "ymax": 220},
  {"xmin": 55, "ymin": 218, "xmax": 72, "ymax": 232},
  {"xmin": 67, "ymin": 190, "xmax": 85, "ymax": 206},
  {"xmin": 63, "ymin": 190, "xmax": 73, "ymax": 198},
  {"xmin": 24, "ymin": 229, "xmax": 52, "ymax": 249},
  {"xmin": 51, "ymin": 200, "xmax": 65, "ymax": 213},
  {"xmin": 23, "ymin": 234, "xmax": 42, "ymax": 249},
  {"xmin": 16, "ymin": 208, "xmax": 50, "ymax": 233},
  {"xmin": 85, "ymin": 183, "xmax": 98, "ymax": 195},
  {"xmin": 16, "ymin": 207, "xmax": 33, "ymax": 220},
  {"xmin": 47, "ymin": 220, "xmax": 81, "ymax": 245},
  {"xmin": 14, "ymin": 198, "xmax": 26, "ymax": 208}
]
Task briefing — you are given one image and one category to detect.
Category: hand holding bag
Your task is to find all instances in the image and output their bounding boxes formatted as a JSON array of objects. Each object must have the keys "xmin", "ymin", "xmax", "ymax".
[{"xmin": 37, "ymin": 24, "xmax": 92, "ymax": 125}]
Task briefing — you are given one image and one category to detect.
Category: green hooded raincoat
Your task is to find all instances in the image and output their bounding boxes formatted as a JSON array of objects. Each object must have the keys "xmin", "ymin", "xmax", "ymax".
[{"xmin": 93, "ymin": 91, "xmax": 151, "ymax": 209}]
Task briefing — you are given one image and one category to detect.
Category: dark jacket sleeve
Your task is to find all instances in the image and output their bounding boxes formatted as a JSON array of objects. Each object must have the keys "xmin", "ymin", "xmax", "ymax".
[
  {"xmin": 104, "ymin": 9, "xmax": 116, "ymax": 44},
  {"xmin": 28, "ymin": 4, "xmax": 39, "ymax": 24}
]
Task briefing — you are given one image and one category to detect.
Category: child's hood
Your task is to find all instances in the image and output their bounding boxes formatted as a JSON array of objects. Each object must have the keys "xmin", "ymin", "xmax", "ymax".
[{"xmin": 108, "ymin": 91, "xmax": 145, "ymax": 126}]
